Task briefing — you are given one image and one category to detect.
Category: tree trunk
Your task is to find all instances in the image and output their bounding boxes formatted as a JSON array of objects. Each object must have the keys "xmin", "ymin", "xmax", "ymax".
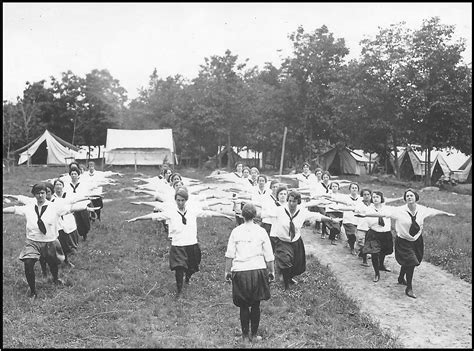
[
  {"xmin": 227, "ymin": 132, "xmax": 232, "ymax": 170},
  {"xmin": 217, "ymin": 136, "xmax": 221, "ymax": 169},
  {"xmin": 424, "ymin": 147, "xmax": 432, "ymax": 186},
  {"xmin": 392, "ymin": 135, "xmax": 400, "ymax": 179}
]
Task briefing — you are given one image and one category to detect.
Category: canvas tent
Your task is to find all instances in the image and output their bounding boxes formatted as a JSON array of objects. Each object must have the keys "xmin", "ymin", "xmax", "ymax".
[
  {"xmin": 430, "ymin": 153, "xmax": 452, "ymax": 184},
  {"xmin": 430, "ymin": 151, "xmax": 470, "ymax": 184},
  {"xmin": 105, "ymin": 129, "xmax": 176, "ymax": 166},
  {"xmin": 316, "ymin": 146, "xmax": 370, "ymax": 175},
  {"xmin": 15, "ymin": 130, "xmax": 79, "ymax": 165},
  {"xmin": 452, "ymin": 156, "xmax": 472, "ymax": 183}
]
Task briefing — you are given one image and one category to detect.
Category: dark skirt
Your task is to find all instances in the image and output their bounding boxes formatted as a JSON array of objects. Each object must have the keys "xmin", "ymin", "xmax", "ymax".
[
  {"xmin": 362, "ymin": 229, "xmax": 393, "ymax": 255},
  {"xmin": 74, "ymin": 210, "xmax": 91, "ymax": 237},
  {"xmin": 58, "ymin": 229, "xmax": 79, "ymax": 255},
  {"xmin": 395, "ymin": 235, "xmax": 424, "ymax": 266},
  {"xmin": 261, "ymin": 222, "xmax": 272, "ymax": 236},
  {"xmin": 274, "ymin": 237, "xmax": 306, "ymax": 276},
  {"xmin": 232, "ymin": 269, "xmax": 270, "ymax": 307},
  {"xmin": 169, "ymin": 244, "xmax": 201, "ymax": 273}
]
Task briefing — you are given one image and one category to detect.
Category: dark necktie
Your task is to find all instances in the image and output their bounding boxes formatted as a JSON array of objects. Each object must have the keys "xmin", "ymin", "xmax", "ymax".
[
  {"xmin": 271, "ymin": 195, "xmax": 281, "ymax": 207},
  {"xmin": 70, "ymin": 183, "xmax": 80, "ymax": 193},
  {"xmin": 303, "ymin": 174, "xmax": 309, "ymax": 179},
  {"xmin": 407, "ymin": 212, "xmax": 420, "ymax": 236},
  {"xmin": 177, "ymin": 210, "xmax": 187, "ymax": 225},
  {"xmin": 322, "ymin": 183, "xmax": 329, "ymax": 193},
  {"xmin": 374, "ymin": 208, "xmax": 385, "ymax": 226},
  {"xmin": 284, "ymin": 208, "xmax": 299, "ymax": 241},
  {"xmin": 35, "ymin": 205, "xmax": 48, "ymax": 234}
]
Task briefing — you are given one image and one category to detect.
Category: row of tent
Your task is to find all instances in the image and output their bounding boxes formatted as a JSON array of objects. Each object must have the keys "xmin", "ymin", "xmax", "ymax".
[
  {"xmin": 12, "ymin": 130, "xmax": 471, "ymax": 184},
  {"xmin": 316, "ymin": 145, "xmax": 471, "ymax": 184},
  {"xmin": 14, "ymin": 129, "xmax": 177, "ymax": 166}
]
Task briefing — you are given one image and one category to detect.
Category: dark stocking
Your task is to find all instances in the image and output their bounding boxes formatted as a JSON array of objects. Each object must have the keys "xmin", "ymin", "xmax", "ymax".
[
  {"xmin": 250, "ymin": 302, "xmax": 261, "ymax": 336},
  {"xmin": 379, "ymin": 254, "xmax": 386, "ymax": 269},
  {"xmin": 239, "ymin": 306, "xmax": 250, "ymax": 336},
  {"xmin": 405, "ymin": 266, "xmax": 415, "ymax": 290},
  {"xmin": 175, "ymin": 268, "xmax": 184, "ymax": 293},
  {"xmin": 24, "ymin": 258, "xmax": 37, "ymax": 295},
  {"xmin": 371, "ymin": 253, "xmax": 380, "ymax": 277},
  {"xmin": 281, "ymin": 268, "xmax": 290, "ymax": 289}
]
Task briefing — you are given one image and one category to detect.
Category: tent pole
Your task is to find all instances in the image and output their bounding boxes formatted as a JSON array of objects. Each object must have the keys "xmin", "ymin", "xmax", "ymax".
[{"xmin": 134, "ymin": 152, "xmax": 137, "ymax": 172}]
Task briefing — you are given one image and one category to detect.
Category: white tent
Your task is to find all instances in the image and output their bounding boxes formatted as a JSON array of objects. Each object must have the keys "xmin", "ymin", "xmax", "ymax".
[
  {"xmin": 105, "ymin": 129, "xmax": 176, "ymax": 166},
  {"xmin": 15, "ymin": 130, "xmax": 79, "ymax": 165}
]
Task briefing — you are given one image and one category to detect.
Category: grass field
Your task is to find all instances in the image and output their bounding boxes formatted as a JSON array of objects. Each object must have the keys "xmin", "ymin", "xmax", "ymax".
[{"xmin": 2, "ymin": 166, "xmax": 471, "ymax": 348}]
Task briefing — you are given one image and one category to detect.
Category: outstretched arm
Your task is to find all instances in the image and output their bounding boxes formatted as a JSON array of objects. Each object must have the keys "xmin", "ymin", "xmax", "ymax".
[
  {"xmin": 126, "ymin": 212, "xmax": 168, "ymax": 223},
  {"xmin": 197, "ymin": 209, "xmax": 234, "ymax": 221},
  {"xmin": 3, "ymin": 206, "xmax": 16, "ymax": 214}
]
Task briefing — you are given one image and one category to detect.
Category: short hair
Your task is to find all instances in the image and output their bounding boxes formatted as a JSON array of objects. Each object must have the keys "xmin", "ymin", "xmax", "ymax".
[
  {"xmin": 69, "ymin": 168, "xmax": 80, "ymax": 176},
  {"xmin": 44, "ymin": 182, "xmax": 54, "ymax": 193},
  {"xmin": 172, "ymin": 180, "xmax": 184, "ymax": 189},
  {"xmin": 360, "ymin": 188, "xmax": 372, "ymax": 197},
  {"xmin": 235, "ymin": 161, "xmax": 243, "ymax": 168},
  {"xmin": 250, "ymin": 167, "xmax": 260, "ymax": 175},
  {"xmin": 242, "ymin": 166, "xmax": 251, "ymax": 173},
  {"xmin": 69, "ymin": 161, "xmax": 80, "ymax": 170},
  {"xmin": 403, "ymin": 189, "xmax": 420, "ymax": 202},
  {"xmin": 270, "ymin": 179, "xmax": 279, "ymax": 188},
  {"xmin": 322, "ymin": 171, "xmax": 331, "ymax": 178},
  {"xmin": 257, "ymin": 175, "xmax": 267, "ymax": 183},
  {"xmin": 349, "ymin": 182, "xmax": 360, "ymax": 191},
  {"xmin": 53, "ymin": 179, "xmax": 64, "ymax": 187},
  {"xmin": 169, "ymin": 172, "xmax": 182, "ymax": 183},
  {"xmin": 329, "ymin": 182, "xmax": 340, "ymax": 190},
  {"xmin": 287, "ymin": 190, "xmax": 302, "ymax": 204},
  {"xmin": 302, "ymin": 162, "xmax": 310, "ymax": 169},
  {"xmin": 175, "ymin": 187, "xmax": 189, "ymax": 201},
  {"xmin": 31, "ymin": 183, "xmax": 47, "ymax": 195},
  {"xmin": 242, "ymin": 203, "xmax": 257, "ymax": 221},
  {"xmin": 88, "ymin": 161, "xmax": 95, "ymax": 165},
  {"xmin": 372, "ymin": 191, "xmax": 385, "ymax": 203},
  {"xmin": 276, "ymin": 185, "xmax": 288, "ymax": 197},
  {"xmin": 314, "ymin": 167, "xmax": 323, "ymax": 174}
]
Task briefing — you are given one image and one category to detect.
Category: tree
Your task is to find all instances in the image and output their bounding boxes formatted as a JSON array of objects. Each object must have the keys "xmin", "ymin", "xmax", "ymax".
[
  {"xmin": 76, "ymin": 69, "xmax": 127, "ymax": 146},
  {"xmin": 404, "ymin": 17, "xmax": 471, "ymax": 185},
  {"xmin": 281, "ymin": 25, "xmax": 349, "ymax": 164},
  {"xmin": 191, "ymin": 50, "xmax": 254, "ymax": 168}
]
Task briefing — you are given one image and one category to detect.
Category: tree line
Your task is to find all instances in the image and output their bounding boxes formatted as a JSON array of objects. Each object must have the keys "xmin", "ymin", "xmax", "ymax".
[{"xmin": 3, "ymin": 18, "xmax": 472, "ymax": 184}]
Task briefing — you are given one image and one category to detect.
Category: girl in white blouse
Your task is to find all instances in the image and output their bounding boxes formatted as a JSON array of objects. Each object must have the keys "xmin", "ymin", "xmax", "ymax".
[
  {"xmin": 359, "ymin": 191, "xmax": 393, "ymax": 282},
  {"xmin": 127, "ymin": 187, "xmax": 232, "ymax": 296},
  {"xmin": 358, "ymin": 189, "xmax": 455, "ymax": 298},
  {"xmin": 225, "ymin": 203, "xmax": 275, "ymax": 343}
]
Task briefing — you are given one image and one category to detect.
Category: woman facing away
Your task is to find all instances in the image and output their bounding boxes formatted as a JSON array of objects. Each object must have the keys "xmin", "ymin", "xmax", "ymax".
[{"xmin": 224, "ymin": 203, "xmax": 275, "ymax": 343}]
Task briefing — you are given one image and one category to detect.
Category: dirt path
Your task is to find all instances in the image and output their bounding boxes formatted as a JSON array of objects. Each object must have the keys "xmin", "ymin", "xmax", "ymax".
[{"xmin": 301, "ymin": 228, "xmax": 472, "ymax": 348}]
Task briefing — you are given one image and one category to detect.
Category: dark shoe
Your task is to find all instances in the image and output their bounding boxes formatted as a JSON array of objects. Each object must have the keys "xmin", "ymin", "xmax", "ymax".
[
  {"xmin": 373, "ymin": 274, "xmax": 380, "ymax": 282},
  {"xmin": 405, "ymin": 288, "xmax": 417, "ymax": 298},
  {"xmin": 185, "ymin": 277, "xmax": 190, "ymax": 284},
  {"xmin": 398, "ymin": 277, "xmax": 407, "ymax": 285},
  {"xmin": 331, "ymin": 240, "xmax": 337, "ymax": 245},
  {"xmin": 28, "ymin": 291, "xmax": 37, "ymax": 299},
  {"xmin": 360, "ymin": 262, "xmax": 370, "ymax": 267},
  {"xmin": 380, "ymin": 266, "xmax": 391, "ymax": 272}
]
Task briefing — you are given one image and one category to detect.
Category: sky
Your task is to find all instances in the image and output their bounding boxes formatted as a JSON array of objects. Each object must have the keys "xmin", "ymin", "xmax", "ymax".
[{"xmin": 3, "ymin": 2, "xmax": 472, "ymax": 103}]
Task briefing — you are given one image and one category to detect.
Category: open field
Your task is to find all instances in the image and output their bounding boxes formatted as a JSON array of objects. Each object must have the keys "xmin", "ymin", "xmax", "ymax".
[{"xmin": 2, "ymin": 166, "xmax": 471, "ymax": 348}]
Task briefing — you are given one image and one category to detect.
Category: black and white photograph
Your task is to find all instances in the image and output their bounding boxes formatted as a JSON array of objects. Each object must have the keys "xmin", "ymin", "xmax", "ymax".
[{"xmin": 3, "ymin": 2, "xmax": 472, "ymax": 348}]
